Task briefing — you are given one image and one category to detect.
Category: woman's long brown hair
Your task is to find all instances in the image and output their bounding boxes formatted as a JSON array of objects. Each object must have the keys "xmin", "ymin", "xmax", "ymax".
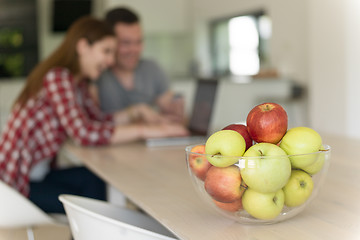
[{"xmin": 14, "ymin": 16, "xmax": 114, "ymax": 108}]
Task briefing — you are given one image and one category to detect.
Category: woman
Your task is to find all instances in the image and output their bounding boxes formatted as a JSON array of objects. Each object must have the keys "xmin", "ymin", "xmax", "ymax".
[{"xmin": 0, "ymin": 16, "xmax": 188, "ymax": 213}]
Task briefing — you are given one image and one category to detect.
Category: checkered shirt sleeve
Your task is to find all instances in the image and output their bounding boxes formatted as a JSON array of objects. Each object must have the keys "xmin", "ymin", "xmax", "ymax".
[{"xmin": 44, "ymin": 68, "xmax": 115, "ymax": 146}]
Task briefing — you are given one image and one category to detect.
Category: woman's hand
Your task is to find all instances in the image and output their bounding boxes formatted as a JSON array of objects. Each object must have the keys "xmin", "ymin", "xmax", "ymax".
[
  {"xmin": 141, "ymin": 122, "xmax": 190, "ymax": 139},
  {"xmin": 110, "ymin": 122, "xmax": 189, "ymax": 144}
]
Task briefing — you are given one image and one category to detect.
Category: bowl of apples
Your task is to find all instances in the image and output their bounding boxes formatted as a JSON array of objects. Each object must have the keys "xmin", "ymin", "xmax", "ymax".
[{"xmin": 185, "ymin": 102, "xmax": 331, "ymax": 224}]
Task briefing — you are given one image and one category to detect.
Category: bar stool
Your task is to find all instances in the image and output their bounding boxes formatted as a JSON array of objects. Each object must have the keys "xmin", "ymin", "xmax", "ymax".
[
  {"xmin": 59, "ymin": 194, "xmax": 177, "ymax": 240},
  {"xmin": 0, "ymin": 180, "xmax": 67, "ymax": 240}
]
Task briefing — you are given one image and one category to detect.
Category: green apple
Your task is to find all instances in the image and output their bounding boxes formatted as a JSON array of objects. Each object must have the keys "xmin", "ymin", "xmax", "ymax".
[
  {"xmin": 205, "ymin": 130, "xmax": 246, "ymax": 167},
  {"xmin": 242, "ymin": 188, "xmax": 285, "ymax": 220},
  {"xmin": 301, "ymin": 147, "xmax": 326, "ymax": 175},
  {"xmin": 241, "ymin": 143, "xmax": 291, "ymax": 193},
  {"xmin": 283, "ymin": 170, "xmax": 314, "ymax": 207},
  {"xmin": 279, "ymin": 127, "xmax": 322, "ymax": 169}
]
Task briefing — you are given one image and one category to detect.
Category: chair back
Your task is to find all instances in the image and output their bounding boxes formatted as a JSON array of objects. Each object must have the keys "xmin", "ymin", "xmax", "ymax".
[
  {"xmin": 0, "ymin": 180, "xmax": 55, "ymax": 228},
  {"xmin": 59, "ymin": 194, "xmax": 177, "ymax": 240}
]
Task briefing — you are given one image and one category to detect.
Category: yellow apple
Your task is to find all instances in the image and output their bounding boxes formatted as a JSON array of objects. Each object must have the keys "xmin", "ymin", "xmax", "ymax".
[
  {"xmin": 279, "ymin": 127, "xmax": 322, "ymax": 169},
  {"xmin": 283, "ymin": 170, "xmax": 314, "ymax": 207},
  {"xmin": 205, "ymin": 130, "xmax": 246, "ymax": 167},
  {"xmin": 241, "ymin": 143, "xmax": 291, "ymax": 193},
  {"xmin": 242, "ymin": 188, "xmax": 285, "ymax": 220}
]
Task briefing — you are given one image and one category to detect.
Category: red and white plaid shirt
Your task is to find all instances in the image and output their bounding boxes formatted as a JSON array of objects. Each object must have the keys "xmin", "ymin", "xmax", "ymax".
[{"xmin": 0, "ymin": 68, "xmax": 115, "ymax": 196}]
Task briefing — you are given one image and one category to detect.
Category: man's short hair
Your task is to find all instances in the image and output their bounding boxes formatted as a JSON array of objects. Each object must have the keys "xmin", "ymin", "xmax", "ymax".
[{"xmin": 105, "ymin": 7, "xmax": 140, "ymax": 28}]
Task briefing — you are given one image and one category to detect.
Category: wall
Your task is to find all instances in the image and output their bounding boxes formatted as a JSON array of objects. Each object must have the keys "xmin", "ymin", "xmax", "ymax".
[
  {"xmin": 37, "ymin": 0, "xmax": 62, "ymax": 59},
  {"xmin": 0, "ymin": 80, "xmax": 24, "ymax": 132},
  {"xmin": 102, "ymin": 0, "xmax": 194, "ymax": 78},
  {"xmin": 345, "ymin": 1, "xmax": 360, "ymax": 138},
  {"xmin": 308, "ymin": 0, "xmax": 360, "ymax": 138},
  {"xmin": 36, "ymin": 0, "xmax": 194, "ymax": 79},
  {"xmin": 102, "ymin": 0, "xmax": 190, "ymax": 34},
  {"xmin": 36, "ymin": 0, "xmax": 106, "ymax": 59}
]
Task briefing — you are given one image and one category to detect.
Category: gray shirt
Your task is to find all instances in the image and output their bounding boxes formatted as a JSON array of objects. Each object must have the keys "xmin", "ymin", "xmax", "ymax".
[{"xmin": 97, "ymin": 59, "xmax": 169, "ymax": 113}]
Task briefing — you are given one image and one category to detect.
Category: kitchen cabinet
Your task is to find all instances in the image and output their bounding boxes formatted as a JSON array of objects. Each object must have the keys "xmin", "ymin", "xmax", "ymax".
[{"xmin": 0, "ymin": 0, "xmax": 38, "ymax": 78}]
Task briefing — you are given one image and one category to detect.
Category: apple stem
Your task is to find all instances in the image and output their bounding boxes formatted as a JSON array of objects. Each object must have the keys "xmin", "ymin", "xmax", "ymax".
[
  {"xmin": 258, "ymin": 149, "xmax": 264, "ymax": 156},
  {"xmin": 211, "ymin": 153, "xmax": 221, "ymax": 157}
]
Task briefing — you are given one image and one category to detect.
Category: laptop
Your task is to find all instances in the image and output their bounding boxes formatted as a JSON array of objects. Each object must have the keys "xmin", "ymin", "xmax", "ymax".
[{"xmin": 145, "ymin": 79, "xmax": 218, "ymax": 147}]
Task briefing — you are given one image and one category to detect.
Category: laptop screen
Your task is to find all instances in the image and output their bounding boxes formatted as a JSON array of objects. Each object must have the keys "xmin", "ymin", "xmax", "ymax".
[{"xmin": 188, "ymin": 79, "xmax": 218, "ymax": 136}]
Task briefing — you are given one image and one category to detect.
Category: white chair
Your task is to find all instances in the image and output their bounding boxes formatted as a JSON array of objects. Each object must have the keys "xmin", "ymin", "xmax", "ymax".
[
  {"xmin": 0, "ymin": 180, "xmax": 67, "ymax": 240},
  {"xmin": 59, "ymin": 194, "xmax": 178, "ymax": 240}
]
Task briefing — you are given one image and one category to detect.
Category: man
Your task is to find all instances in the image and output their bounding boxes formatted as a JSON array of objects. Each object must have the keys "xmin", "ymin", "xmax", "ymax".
[{"xmin": 93, "ymin": 7, "xmax": 184, "ymax": 123}]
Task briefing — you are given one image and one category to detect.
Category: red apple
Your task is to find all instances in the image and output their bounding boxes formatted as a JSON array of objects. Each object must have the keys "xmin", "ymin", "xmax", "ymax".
[
  {"xmin": 188, "ymin": 145, "xmax": 211, "ymax": 181},
  {"xmin": 246, "ymin": 102, "xmax": 288, "ymax": 144},
  {"xmin": 222, "ymin": 124, "xmax": 253, "ymax": 150},
  {"xmin": 213, "ymin": 198, "xmax": 243, "ymax": 212},
  {"xmin": 204, "ymin": 165, "xmax": 243, "ymax": 203}
]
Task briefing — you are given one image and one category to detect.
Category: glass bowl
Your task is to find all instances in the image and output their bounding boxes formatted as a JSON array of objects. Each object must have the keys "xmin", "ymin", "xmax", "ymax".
[{"xmin": 185, "ymin": 144, "xmax": 331, "ymax": 224}]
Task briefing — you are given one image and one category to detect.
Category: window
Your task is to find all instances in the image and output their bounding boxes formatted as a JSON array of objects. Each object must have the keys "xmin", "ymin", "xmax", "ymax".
[{"xmin": 210, "ymin": 11, "xmax": 272, "ymax": 77}]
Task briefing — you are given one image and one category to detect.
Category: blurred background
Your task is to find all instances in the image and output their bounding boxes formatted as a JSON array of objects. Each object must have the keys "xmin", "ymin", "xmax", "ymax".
[{"xmin": 0, "ymin": 0, "xmax": 359, "ymax": 138}]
